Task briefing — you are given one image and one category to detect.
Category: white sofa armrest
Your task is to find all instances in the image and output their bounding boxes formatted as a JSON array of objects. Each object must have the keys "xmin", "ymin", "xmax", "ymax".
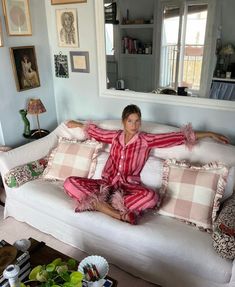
[
  {"xmin": 0, "ymin": 133, "xmax": 58, "ymax": 178},
  {"xmin": 230, "ymin": 260, "xmax": 235, "ymax": 286}
]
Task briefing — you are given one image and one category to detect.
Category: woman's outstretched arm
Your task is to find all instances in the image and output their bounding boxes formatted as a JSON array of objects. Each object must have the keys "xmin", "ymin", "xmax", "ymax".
[{"xmin": 195, "ymin": 131, "xmax": 229, "ymax": 144}]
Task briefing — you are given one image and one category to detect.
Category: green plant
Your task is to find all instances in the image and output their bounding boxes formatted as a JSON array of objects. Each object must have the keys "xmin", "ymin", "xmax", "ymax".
[{"xmin": 21, "ymin": 258, "xmax": 83, "ymax": 287}]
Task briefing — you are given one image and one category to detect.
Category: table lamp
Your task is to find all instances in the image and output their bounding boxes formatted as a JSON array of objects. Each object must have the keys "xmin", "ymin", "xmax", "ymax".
[{"xmin": 27, "ymin": 98, "xmax": 47, "ymax": 137}]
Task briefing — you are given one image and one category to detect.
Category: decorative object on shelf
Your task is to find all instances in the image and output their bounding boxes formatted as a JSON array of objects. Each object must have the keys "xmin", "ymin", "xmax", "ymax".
[
  {"xmin": 2, "ymin": 0, "xmax": 32, "ymax": 36},
  {"xmin": 78, "ymin": 255, "xmax": 109, "ymax": 287},
  {"xmin": 56, "ymin": 8, "xmax": 79, "ymax": 48},
  {"xmin": 220, "ymin": 43, "xmax": 235, "ymax": 73},
  {"xmin": 54, "ymin": 52, "xmax": 69, "ymax": 78},
  {"xmin": 105, "ymin": 2, "xmax": 119, "ymax": 24},
  {"xmin": 51, "ymin": 0, "xmax": 86, "ymax": 4},
  {"xmin": 27, "ymin": 99, "xmax": 49, "ymax": 138},
  {"xmin": 70, "ymin": 51, "xmax": 90, "ymax": 73},
  {"xmin": 19, "ymin": 109, "xmax": 31, "ymax": 136},
  {"xmin": 0, "ymin": 18, "xmax": 3, "ymax": 47},
  {"xmin": 10, "ymin": 46, "xmax": 40, "ymax": 92},
  {"xmin": 21, "ymin": 257, "xmax": 83, "ymax": 287},
  {"xmin": 13, "ymin": 239, "xmax": 31, "ymax": 252}
]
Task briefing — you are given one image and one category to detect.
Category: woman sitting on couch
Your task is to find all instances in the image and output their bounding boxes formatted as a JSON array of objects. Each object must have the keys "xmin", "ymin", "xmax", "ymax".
[{"xmin": 64, "ymin": 104, "xmax": 229, "ymax": 224}]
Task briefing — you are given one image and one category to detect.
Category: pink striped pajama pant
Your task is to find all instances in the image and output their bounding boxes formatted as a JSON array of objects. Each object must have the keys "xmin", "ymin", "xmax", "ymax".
[{"xmin": 63, "ymin": 176, "xmax": 158, "ymax": 214}]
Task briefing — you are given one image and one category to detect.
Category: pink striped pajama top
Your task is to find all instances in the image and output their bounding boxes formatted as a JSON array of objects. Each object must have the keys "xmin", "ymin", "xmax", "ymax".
[{"xmin": 64, "ymin": 123, "xmax": 195, "ymax": 213}]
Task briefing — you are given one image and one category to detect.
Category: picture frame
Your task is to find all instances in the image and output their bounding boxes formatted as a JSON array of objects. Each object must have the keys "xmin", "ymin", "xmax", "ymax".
[
  {"xmin": 10, "ymin": 46, "xmax": 40, "ymax": 92},
  {"xmin": 54, "ymin": 53, "xmax": 69, "ymax": 78},
  {"xmin": 70, "ymin": 51, "xmax": 90, "ymax": 73},
  {"xmin": 56, "ymin": 8, "xmax": 79, "ymax": 48},
  {"xmin": 51, "ymin": 0, "xmax": 87, "ymax": 5},
  {"xmin": 0, "ymin": 18, "xmax": 3, "ymax": 47},
  {"xmin": 2, "ymin": 0, "xmax": 32, "ymax": 36}
]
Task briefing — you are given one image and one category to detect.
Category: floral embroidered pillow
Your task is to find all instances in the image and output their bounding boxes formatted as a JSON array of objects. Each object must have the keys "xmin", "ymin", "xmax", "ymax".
[{"xmin": 4, "ymin": 157, "xmax": 48, "ymax": 188}]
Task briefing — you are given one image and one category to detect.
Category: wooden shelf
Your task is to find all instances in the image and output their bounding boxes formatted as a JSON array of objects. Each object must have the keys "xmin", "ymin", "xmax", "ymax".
[
  {"xmin": 120, "ymin": 24, "xmax": 154, "ymax": 29},
  {"xmin": 212, "ymin": 77, "xmax": 235, "ymax": 83}
]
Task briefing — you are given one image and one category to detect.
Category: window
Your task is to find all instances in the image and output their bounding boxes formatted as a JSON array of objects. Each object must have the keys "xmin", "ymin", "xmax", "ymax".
[{"xmin": 160, "ymin": 1, "xmax": 208, "ymax": 93}]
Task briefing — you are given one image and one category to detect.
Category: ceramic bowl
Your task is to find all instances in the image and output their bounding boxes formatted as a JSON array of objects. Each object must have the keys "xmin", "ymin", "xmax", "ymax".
[{"xmin": 78, "ymin": 255, "xmax": 109, "ymax": 287}]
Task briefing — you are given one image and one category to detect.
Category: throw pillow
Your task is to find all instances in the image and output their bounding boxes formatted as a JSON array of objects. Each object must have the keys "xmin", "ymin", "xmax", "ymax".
[
  {"xmin": 42, "ymin": 137, "xmax": 103, "ymax": 181},
  {"xmin": 212, "ymin": 193, "xmax": 235, "ymax": 260},
  {"xmin": 158, "ymin": 159, "xmax": 229, "ymax": 231},
  {"xmin": 4, "ymin": 157, "xmax": 48, "ymax": 188}
]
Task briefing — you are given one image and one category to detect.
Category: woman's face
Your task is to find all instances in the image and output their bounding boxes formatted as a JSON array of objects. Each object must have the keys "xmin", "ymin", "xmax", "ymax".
[{"xmin": 123, "ymin": 113, "xmax": 141, "ymax": 136}]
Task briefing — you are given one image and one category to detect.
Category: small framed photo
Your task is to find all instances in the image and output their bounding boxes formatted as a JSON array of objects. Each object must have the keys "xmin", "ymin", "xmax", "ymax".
[
  {"xmin": 51, "ymin": 0, "xmax": 87, "ymax": 4},
  {"xmin": 0, "ymin": 18, "xmax": 3, "ymax": 47},
  {"xmin": 54, "ymin": 53, "xmax": 69, "ymax": 78},
  {"xmin": 70, "ymin": 51, "xmax": 90, "ymax": 73},
  {"xmin": 56, "ymin": 9, "xmax": 79, "ymax": 48},
  {"xmin": 10, "ymin": 46, "xmax": 40, "ymax": 92},
  {"xmin": 2, "ymin": 0, "xmax": 32, "ymax": 36}
]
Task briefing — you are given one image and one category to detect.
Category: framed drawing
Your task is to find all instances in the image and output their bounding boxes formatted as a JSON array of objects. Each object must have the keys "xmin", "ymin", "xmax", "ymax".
[
  {"xmin": 54, "ymin": 53, "xmax": 69, "ymax": 78},
  {"xmin": 2, "ymin": 0, "xmax": 32, "ymax": 36},
  {"xmin": 0, "ymin": 18, "xmax": 3, "ymax": 47},
  {"xmin": 10, "ymin": 46, "xmax": 40, "ymax": 92},
  {"xmin": 70, "ymin": 51, "xmax": 89, "ymax": 73},
  {"xmin": 56, "ymin": 9, "xmax": 79, "ymax": 48},
  {"xmin": 51, "ymin": 0, "xmax": 87, "ymax": 5}
]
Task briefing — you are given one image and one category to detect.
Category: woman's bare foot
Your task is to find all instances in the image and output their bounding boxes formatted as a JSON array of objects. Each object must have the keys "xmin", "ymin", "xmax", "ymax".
[{"xmin": 94, "ymin": 201, "xmax": 137, "ymax": 224}]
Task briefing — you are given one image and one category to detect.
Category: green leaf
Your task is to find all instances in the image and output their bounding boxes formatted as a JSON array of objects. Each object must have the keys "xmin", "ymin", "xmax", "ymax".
[
  {"xmin": 52, "ymin": 258, "xmax": 63, "ymax": 267},
  {"xmin": 56, "ymin": 265, "xmax": 68, "ymax": 274},
  {"xmin": 29, "ymin": 265, "xmax": 43, "ymax": 280},
  {"xmin": 36, "ymin": 270, "xmax": 49, "ymax": 282},
  {"xmin": 46, "ymin": 263, "xmax": 56, "ymax": 272},
  {"xmin": 70, "ymin": 272, "xmax": 83, "ymax": 284},
  {"xmin": 66, "ymin": 259, "xmax": 77, "ymax": 270}
]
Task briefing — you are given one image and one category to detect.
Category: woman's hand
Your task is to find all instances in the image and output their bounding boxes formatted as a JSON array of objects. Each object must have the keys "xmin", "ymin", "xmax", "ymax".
[
  {"xmin": 66, "ymin": 120, "xmax": 84, "ymax": 129},
  {"xmin": 195, "ymin": 131, "xmax": 229, "ymax": 144}
]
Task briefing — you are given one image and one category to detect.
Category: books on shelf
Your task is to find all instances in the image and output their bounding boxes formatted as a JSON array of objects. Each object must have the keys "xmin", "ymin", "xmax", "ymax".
[{"xmin": 0, "ymin": 240, "xmax": 31, "ymax": 287}]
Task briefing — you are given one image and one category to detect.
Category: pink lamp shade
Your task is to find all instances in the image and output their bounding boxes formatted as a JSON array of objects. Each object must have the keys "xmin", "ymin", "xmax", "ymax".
[{"xmin": 27, "ymin": 99, "xmax": 46, "ymax": 115}]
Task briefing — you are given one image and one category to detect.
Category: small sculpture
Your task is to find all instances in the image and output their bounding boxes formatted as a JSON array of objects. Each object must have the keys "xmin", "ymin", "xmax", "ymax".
[{"xmin": 19, "ymin": 109, "xmax": 31, "ymax": 136}]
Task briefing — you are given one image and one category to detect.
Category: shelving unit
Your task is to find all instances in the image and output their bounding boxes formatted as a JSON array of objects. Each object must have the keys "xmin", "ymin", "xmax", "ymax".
[{"xmin": 115, "ymin": 0, "xmax": 156, "ymax": 92}]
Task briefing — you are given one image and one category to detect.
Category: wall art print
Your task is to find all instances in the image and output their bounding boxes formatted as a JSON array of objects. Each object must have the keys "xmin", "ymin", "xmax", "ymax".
[
  {"xmin": 70, "ymin": 51, "xmax": 90, "ymax": 73},
  {"xmin": 56, "ymin": 8, "xmax": 79, "ymax": 48},
  {"xmin": 51, "ymin": 0, "xmax": 87, "ymax": 4},
  {"xmin": 2, "ymin": 0, "xmax": 32, "ymax": 36},
  {"xmin": 54, "ymin": 53, "xmax": 69, "ymax": 78},
  {"xmin": 10, "ymin": 46, "xmax": 40, "ymax": 92}
]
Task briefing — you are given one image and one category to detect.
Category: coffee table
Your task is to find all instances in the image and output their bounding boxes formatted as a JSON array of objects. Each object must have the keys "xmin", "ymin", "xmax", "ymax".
[{"xmin": 28, "ymin": 238, "xmax": 118, "ymax": 287}]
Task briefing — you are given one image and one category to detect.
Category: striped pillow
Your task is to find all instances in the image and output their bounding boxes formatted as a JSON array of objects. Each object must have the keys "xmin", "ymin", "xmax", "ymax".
[
  {"xmin": 158, "ymin": 159, "xmax": 229, "ymax": 231},
  {"xmin": 43, "ymin": 137, "xmax": 103, "ymax": 181}
]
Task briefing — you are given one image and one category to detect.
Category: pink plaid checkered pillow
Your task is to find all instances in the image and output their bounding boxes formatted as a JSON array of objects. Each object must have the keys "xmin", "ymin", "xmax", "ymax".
[
  {"xmin": 43, "ymin": 137, "xmax": 103, "ymax": 181},
  {"xmin": 158, "ymin": 159, "xmax": 229, "ymax": 231}
]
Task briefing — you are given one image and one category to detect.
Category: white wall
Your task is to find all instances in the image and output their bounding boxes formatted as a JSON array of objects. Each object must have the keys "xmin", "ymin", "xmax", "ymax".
[
  {"xmin": 45, "ymin": 0, "xmax": 235, "ymax": 143},
  {"xmin": 0, "ymin": 0, "xmax": 57, "ymax": 147},
  {"xmin": 0, "ymin": 0, "xmax": 234, "ymax": 147}
]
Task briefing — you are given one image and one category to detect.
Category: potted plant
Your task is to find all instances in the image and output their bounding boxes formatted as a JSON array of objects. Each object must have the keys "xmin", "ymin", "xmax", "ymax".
[{"xmin": 21, "ymin": 258, "xmax": 83, "ymax": 287}]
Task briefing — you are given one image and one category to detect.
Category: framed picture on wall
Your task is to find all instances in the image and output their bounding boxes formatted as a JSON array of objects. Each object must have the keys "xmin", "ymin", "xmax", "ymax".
[
  {"xmin": 56, "ymin": 9, "xmax": 79, "ymax": 48},
  {"xmin": 0, "ymin": 18, "xmax": 3, "ymax": 47},
  {"xmin": 51, "ymin": 0, "xmax": 87, "ymax": 5},
  {"xmin": 2, "ymin": 0, "xmax": 32, "ymax": 36},
  {"xmin": 54, "ymin": 53, "xmax": 69, "ymax": 78},
  {"xmin": 70, "ymin": 51, "xmax": 90, "ymax": 73},
  {"xmin": 10, "ymin": 46, "xmax": 40, "ymax": 92}
]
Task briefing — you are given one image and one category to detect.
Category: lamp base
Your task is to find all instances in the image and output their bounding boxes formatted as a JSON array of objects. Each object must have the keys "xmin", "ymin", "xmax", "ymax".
[{"xmin": 23, "ymin": 129, "xmax": 50, "ymax": 140}]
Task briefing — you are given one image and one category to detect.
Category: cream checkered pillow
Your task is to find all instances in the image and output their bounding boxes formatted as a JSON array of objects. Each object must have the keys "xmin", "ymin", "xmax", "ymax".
[
  {"xmin": 43, "ymin": 137, "xmax": 103, "ymax": 181},
  {"xmin": 158, "ymin": 159, "xmax": 229, "ymax": 231}
]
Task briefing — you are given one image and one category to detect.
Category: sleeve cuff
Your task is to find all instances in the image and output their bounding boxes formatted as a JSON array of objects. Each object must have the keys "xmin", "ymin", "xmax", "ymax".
[{"xmin": 181, "ymin": 123, "xmax": 196, "ymax": 150}]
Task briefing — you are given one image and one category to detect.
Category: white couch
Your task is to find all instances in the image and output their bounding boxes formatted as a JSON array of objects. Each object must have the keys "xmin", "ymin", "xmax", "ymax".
[{"xmin": 0, "ymin": 120, "xmax": 235, "ymax": 287}]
